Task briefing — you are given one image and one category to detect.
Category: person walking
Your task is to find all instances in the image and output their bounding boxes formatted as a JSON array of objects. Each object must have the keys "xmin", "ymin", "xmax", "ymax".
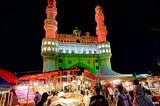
[
  {"xmin": 117, "ymin": 85, "xmax": 131, "ymax": 106},
  {"xmin": 36, "ymin": 92, "xmax": 49, "ymax": 106},
  {"xmin": 10, "ymin": 88, "xmax": 19, "ymax": 106},
  {"xmin": 132, "ymin": 79, "xmax": 154, "ymax": 106},
  {"xmin": 34, "ymin": 91, "xmax": 42, "ymax": 105},
  {"xmin": 83, "ymin": 90, "xmax": 91, "ymax": 106},
  {"xmin": 89, "ymin": 87, "xmax": 108, "ymax": 106}
]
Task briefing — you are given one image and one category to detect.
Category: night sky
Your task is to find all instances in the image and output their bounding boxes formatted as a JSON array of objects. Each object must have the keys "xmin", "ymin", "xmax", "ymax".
[{"xmin": 0, "ymin": 0, "xmax": 159, "ymax": 75}]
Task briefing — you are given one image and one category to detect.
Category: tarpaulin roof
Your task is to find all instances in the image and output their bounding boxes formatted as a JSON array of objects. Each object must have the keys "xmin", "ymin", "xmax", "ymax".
[
  {"xmin": 0, "ymin": 69, "xmax": 18, "ymax": 84},
  {"xmin": 96, "ymin": 65, "xmax": 132, "ymax": 81}
]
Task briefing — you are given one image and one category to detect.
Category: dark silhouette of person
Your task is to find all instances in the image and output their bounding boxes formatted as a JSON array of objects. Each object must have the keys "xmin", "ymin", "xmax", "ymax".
[
  {"xmin": 132, "ymin": 79, "xmax": 154, "ymax": 106},
  {"xmin": 89, "ymin": 87, "xmax": 108, "ymax": 106},
  {"xmin": 36, "ymin": 92, "xmax": 49, "ymax": 106},
  {"xmin": 10, "ymin": 88, "xmax": 19, "ymax": 106},
  {"xmin": 116, "ymin": 85, "xmax": 131, "ymax": 106},
  {"xmin": 34, "ymin": 91, "xmax": 42, "ymax": 105}
]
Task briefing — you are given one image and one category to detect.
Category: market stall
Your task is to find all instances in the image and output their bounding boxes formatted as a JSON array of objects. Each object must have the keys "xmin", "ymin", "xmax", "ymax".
[
  {"xmin": 147, "ymin": 75, "xmax": 160, "ymax": 102},
  {"xmin": 0, "ymin": 69, "xmax": 18, "ymax": 106},
  {"xmin": 16, "ymin": 78, "xmax": 53, "ymax": 105},
  {"xmin": 16, "ymin": 68, "xmax": 73, "ymax": 105},
  {"xmin": 16, "ymin": 67, "xmax": 98, "ymax": 105}
]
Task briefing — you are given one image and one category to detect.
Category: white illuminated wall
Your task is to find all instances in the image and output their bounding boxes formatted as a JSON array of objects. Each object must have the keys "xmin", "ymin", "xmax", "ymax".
[
  {"xmin": 41, "ymin": 40, "xmax": 111, "ymax": 55},
  {"xmin": 58, "ymin": 42, "xmax": 111, "ymax": 54}
]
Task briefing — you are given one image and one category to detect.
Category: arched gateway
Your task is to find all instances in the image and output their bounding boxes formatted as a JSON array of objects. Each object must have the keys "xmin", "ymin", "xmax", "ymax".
[{"xmin": 41, "ymin": 0, "xmax": 112, "ymax": 75}]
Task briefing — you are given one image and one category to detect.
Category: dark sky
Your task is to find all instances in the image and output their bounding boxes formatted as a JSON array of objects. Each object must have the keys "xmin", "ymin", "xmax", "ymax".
[{"xmin": 0, "ymin": 0, "xmax": 159, "ymax": 75}]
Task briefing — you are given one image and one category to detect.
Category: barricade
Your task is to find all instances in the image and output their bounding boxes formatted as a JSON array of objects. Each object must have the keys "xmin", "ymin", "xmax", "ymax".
[{"xmin": 0, "ymin": 91, "xmax": 13, "ymax": 106}]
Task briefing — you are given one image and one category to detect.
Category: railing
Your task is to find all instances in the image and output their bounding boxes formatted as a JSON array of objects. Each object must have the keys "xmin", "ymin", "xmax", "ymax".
[{"xmin": 0, "ymin": 91, "xmax": 13, "ymax": 106}]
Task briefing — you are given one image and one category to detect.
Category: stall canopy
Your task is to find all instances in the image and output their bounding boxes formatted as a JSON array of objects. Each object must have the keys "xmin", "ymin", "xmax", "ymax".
[
  {"xmin": 0, "ymin": 69, "xmax": 18, "ymax": 84},
  {"xmin": 18, "ymin": 67, "xmax": 80, "ymax": 81},
  {"xmin": 96, "ymin": 65, "xmax": 133, "ymax": 81},
  {"xmin": 18, "ymin": 67, "xmax": 98, "ymax": 82},
  {"xmin": 19, "ymin": 67, "xmax": 97, "ymax": 81}
]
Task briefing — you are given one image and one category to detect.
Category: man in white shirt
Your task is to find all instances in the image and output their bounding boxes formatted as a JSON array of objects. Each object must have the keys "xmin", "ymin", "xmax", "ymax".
[{"xmin": 83, "ymin": 90, "xmax": 91, "ymax": 106}]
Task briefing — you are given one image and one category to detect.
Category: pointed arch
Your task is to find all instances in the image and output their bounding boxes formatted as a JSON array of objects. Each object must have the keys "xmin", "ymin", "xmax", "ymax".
[{"xmin": 71, "ymin": 62, "xmax": 94, "ymax": 73}]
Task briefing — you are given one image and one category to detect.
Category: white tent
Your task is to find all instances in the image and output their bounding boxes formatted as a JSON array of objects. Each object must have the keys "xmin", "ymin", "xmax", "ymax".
[{"xmin": 96, "ymin": 64, "xmax": 133, "ymax": 81}]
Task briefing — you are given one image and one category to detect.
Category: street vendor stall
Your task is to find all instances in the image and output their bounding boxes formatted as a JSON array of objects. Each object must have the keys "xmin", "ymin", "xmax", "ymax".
[
  {"xmin": 147, "ymin": 75, "xmax": 160, "ymax": 102},
  {"xmin": 16, "ymin": 67, "xmax": 79, "ymax": 105},
  {"xmin": 100, "ymin": 75, "xmax": 147, "ymax": 90},
  {"xmin": 16, "ymin": 77, "xmax": 53, "ymax": 105},
  {"xmin": 0, "ymin": 69, "xmax": 18, "ymax": 106},
  {"xmin": 16, "ymin": 67, "xmax": 98, "ymax": 105}
]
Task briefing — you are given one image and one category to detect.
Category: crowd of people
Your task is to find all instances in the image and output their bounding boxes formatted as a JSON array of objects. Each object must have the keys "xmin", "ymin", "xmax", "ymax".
[
  {"xmin": 31, "ymin": 79, "xmax": 155, "ymax": 106},
  {"xmin": 99, "ymin": 79, "xmax": 154, "ymax": 106}
]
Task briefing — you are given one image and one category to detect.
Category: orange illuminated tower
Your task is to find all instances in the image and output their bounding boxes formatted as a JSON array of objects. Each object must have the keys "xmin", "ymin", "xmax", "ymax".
[
  {"xmin": 44, "ymin": 0, "xmax": 57, "ymax": 38},
  {"xmin": 41, "ymin": 0, "xmax": 58, "ymax": 72},
  {"xmin": 96, "ymin": 5, "xmax": 112, "ymax": 69},
  {"xmin": 95, "ymin": 5, "xmax": 108, "ymax": 43}
]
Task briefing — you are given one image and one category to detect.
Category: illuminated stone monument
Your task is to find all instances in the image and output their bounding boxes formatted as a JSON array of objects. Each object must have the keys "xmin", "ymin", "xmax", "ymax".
[{"xmin": 41, "ymin": 0, "xmax": 112, "ymax": 74}]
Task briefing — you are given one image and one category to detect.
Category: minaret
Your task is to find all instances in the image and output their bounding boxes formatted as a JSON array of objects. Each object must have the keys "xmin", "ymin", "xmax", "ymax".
[
  {"xmin": 41, "ymin": 0, "xmax": 58, "ymax": 72},
  {"xmin": 95, "ymin": 5, "xmax": 108, "ymax": 43},
  {"xmin": 95, "ymin": 5, "xmax": 112, "ymax": 70},
  {"xmin": 44, "ymin": 0, "xmax": 57, "ymax": 38}
]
